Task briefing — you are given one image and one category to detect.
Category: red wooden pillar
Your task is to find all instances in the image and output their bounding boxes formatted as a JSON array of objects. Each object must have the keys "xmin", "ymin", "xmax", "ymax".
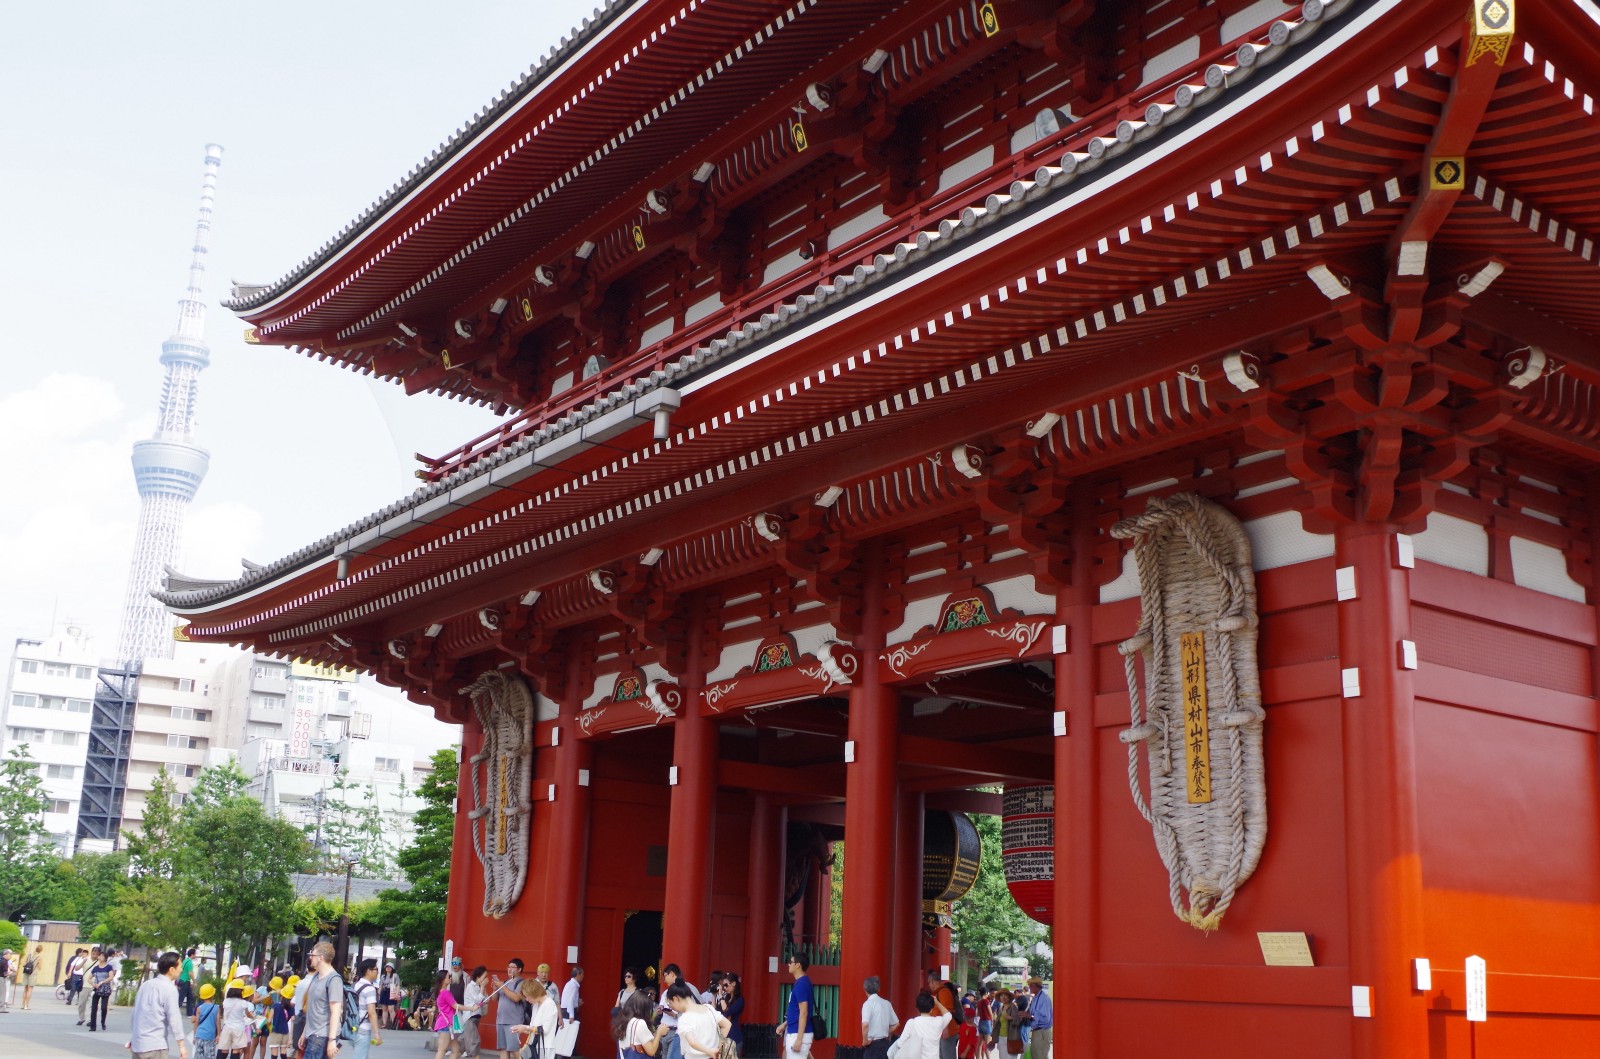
[
  {"xmin": 841, "ymin": 543, "xmax": 897, "ymax": 1045},
  {"xmin": 546, "ymin": 652, "xmax": 594, "ymax": 979},
  {"xmin": 892, "ymin": 789, "xmax": 925, "ymax": 1010},
  {"xmin": 1054, "ymin": 497, "xmax": 1098, "ymax": 1059},
  {"xmin": 1336, "ymin": 524, "xmax": 1428, "ymax": 1056},
  {"xmin": 444, "ymin": 725, "xmax": 482, "ymax": 961},
  {"xmin": 744, "ymin": 794, "xmax": 784, "ymax": 1023},
  {"xmin": 663, "ymin": 609, "xmax": 715, "ymax": 977}
]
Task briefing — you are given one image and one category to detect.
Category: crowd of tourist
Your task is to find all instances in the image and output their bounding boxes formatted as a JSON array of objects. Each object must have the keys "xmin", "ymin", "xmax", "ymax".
[{"xmin": 3, "ymin": 941, "xmax": 1050, "ymax": 1059}]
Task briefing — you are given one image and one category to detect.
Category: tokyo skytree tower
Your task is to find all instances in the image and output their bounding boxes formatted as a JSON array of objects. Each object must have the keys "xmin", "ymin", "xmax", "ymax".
[{"xmin": 117, "ymin": 144, "xmax": 223, "ymax": 662}]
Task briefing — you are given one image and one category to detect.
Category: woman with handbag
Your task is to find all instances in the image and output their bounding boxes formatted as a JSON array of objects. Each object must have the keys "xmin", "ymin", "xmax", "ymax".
[
  {"xmin": 512, "ymin": 979, "xmax": 560, "ymax": 1059},
  {"xmin": 713, "ymin": 975, "xmax": 744, "ymax": 1057},
  {"xmin": 995, "ymin": 991, "xmax": 1022, "ymax": 1059},
  {"xmin": 433, "ymin": 969, "xmax": 464, "ymax": 1059},
  {"xmin": 614, "ymin": 991, "xmax": 667, "ymax": 1059},
  {"xmin": 86, "ymin": 950, "xmax": 115, "ymax": 1032}
]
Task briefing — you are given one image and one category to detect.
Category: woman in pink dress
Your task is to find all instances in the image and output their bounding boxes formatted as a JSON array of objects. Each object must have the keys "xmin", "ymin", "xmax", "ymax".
[{"xmin": 432, "ymin": 969, "xmax": 463, "ymax": 1059}]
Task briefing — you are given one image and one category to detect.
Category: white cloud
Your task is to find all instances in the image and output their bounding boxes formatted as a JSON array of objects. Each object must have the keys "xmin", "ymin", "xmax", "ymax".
[
  {"xmin": 0, "ymin": 373, "xmax": 269, "ymax": 652},
  {"xmin": 186, "ymin": 501, "xmax": 266, "ymax": 581}
]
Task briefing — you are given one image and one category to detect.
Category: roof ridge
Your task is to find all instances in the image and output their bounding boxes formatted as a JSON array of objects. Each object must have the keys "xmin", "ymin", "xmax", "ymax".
[
  {"xmin": 225, "ymin": 1, "xmax": 632, "ymax": 314},
  {"xmin": 164, "ymin": 0, "xmax": 1353, "ymax": 611}
]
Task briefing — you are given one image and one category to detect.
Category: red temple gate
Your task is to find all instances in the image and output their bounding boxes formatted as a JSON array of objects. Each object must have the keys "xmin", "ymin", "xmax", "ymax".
[{"xmin": 165, "ymin": 1, "xmax": 1600, "ymax": 1054}]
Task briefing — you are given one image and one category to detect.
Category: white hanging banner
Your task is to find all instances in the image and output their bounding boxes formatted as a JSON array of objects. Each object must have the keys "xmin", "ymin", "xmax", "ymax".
[{"xmin": 1465, "ymin": 955, "xmax": 1487, "ymax": 1022}]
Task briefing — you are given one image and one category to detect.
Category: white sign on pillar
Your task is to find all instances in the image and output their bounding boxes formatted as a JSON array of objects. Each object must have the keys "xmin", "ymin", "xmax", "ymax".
[{"xmin": 1465, "ymin": 955, "xmax": 1487, "ymax": 1022}]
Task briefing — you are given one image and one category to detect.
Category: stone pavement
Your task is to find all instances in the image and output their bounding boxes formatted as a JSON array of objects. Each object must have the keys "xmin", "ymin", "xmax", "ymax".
[
  {"xmin": 0, "ymin": 996, "xmax": 451, "ymax": 1056},
  {"xmin": 0, "ymin": 994, "xmax": 155, "ymax": 1057}
]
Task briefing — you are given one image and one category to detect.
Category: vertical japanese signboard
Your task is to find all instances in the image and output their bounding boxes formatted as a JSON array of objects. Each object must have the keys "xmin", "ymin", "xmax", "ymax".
[
  {"xmin": 1180, "ymin": 631, "xmax": 1212, "ymax": 803},
  {"xmin": 289, "ymin": 684, "xmax": 315, "ymax": 758}
]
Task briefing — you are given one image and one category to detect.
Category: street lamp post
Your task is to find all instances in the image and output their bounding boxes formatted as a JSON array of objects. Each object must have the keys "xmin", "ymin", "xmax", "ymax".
[{"xmin": 335, "ymin": 856, "xmax": 358, "ymax": 973}]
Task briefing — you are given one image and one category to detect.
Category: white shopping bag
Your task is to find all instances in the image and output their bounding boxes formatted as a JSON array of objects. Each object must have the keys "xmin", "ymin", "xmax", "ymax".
[{"xmin": 553, "ymin": 1021, "xmax": 580, "ymax": 1057}]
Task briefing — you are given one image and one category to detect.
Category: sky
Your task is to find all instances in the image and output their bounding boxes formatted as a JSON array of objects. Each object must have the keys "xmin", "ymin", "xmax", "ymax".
[{"xmin": 1, "ymin": 0, "xmax": 605, "ymax": 655}]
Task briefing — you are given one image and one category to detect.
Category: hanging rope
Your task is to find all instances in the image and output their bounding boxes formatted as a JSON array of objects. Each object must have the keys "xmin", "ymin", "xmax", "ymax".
[
  {"xmin": 461, "ymin": 670, "xmax": 535, "ymax": 917},
  {"xmin": 1111, "ymin": 493, "xmax": 1266, "ymax": 931}
]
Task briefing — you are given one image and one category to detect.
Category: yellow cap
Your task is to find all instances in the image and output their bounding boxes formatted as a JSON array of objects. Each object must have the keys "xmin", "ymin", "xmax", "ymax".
[
  {"xmin": 199, "ymin": 984, "xmax": 216, "ymax": 1000},
  {"xmin": 242, "ymin": 985, "xmax": 255, "ymax": 999},
  {"xmin": 287, "ymin": 975, "xmax": 301, "ymax": 986},
  {"xmin": 281, "ymin": 984, "xmax": 296, "ymax": 1000},
  {"xmin": 270, "ymin": 976, "xmax": 284, "ymax": 991}
]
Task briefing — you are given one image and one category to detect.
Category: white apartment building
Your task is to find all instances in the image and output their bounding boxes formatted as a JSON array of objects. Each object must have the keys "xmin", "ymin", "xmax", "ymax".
[
  {"xmin": 118, "ymin": 644, "xmax": 237, "ymax": 832},
  {"xmin": 218, "ymin": 652, "xmax": 458, "ymax": 869},
  {"xmin": 4, "ymin": 628, "xmax": 457, "ymax": 857},
  {"xmin": 0, "ymin": 626, "xmax": 98, "ymax": 853}
]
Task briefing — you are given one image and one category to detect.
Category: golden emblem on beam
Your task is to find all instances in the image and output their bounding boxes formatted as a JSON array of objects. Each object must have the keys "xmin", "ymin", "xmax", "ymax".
[
  {"xmin": 242, "ymin": 327, "xmax": 260, "ymax": 344},
  {"xmin": 1429, "ymin": 157, "xmax": 1465, "ymax": 191},
  {"xmin": 441, "ymin": 349, "xmax": 453, "ymax": 369},
  {"xmin": 980, "ymin": 3, "xmax": 1000, "ymax": 37},
  {"xmin": 632, "ymin": 224, "xmax": 647, "ymax": 251},
  {"xmin": 1181, "ymin": 630, "xmax": 1212, "ymax": 804},
  {"xmin": 1467, "ymin": 0, "xmax": 1513, "ymax": 67},
  {"xmin": 790, "ymin": 119, "xmax": 809, "ymax": 153},
  {"xmin": 522, "ymin": 297, "xmax": 534, "ymax": 321}
]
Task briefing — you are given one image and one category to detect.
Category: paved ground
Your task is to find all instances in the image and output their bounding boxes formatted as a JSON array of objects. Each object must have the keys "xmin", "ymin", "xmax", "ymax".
[
  {"xmin": 0, "ymin": 999, "xmax": 449, "ymax": 1057},
  {"xmin": 0, "ymin": 996, "xmax": 151, "ymax": 1057}
]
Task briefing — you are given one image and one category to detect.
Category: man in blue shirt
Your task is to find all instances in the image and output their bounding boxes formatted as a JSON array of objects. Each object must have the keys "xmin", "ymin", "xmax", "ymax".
[
  {"xmin": 777, "ymin": 957, "xmax": 814, "ymax": 1059},
  {"xmin": 1022, "ymin": 978, "xmax": 1051, "ymax": 1059}
]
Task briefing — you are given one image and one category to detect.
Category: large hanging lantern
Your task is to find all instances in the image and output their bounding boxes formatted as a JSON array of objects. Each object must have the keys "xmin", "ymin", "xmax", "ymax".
[
  {"xmin": 922, "ymin": 810, "xmax": 981, "ymax": 928},
  {"xmin": 1002, "ymin": 785, "xmax": 1054, "ymax": 925}
]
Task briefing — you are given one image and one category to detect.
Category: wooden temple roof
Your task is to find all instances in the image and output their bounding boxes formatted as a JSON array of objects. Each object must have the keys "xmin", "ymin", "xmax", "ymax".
[{"xmin": 170, "ymin": 0, "xmax": 1600, "ymax": 671}]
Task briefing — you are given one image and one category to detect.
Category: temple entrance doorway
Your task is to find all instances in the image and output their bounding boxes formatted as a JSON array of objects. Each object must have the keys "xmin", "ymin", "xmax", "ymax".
[{"xmin": 619, "ymin": 909, "xmax": 664, "ymax": 999}]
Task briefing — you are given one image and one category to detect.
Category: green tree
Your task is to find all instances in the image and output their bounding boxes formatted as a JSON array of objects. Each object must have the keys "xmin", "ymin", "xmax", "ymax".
[
  {"xmin": 177, "ymin": 797, "xmax": 310, "ymax": 964},
  {"xmin": 101, "ymin": 876, "xmax": 190, "ymax": 950},
  {"xmin": 312, "ymin": 772, "xmax": 393, "ymax": 876},
  {"xmin": 38, "ymin": 849, "xmax": 131, "ymax": 935},
  {"xmin": 950, "ymin": 814, "xmax": 1047, "ymax": 974},
  {"xmin": 186, "ymin": 759, "xmax": 251, "ymax": 812},
  {"xmin": 69, "ymin": 851, "xmax": 133, "ymax": 938},
  {"xmin": 0, "ymin": 920, "xmax": 24, "ymax": 955},
  {"xmin": 0, "ymin": 745, "xmax": 63, "ymax": 921},
  {"xmin": 369, "ymin": 746, "xmax": 456, "ymax": 984},
  {"xmin": 125, "ymin": 766, "xmax": 181, "ymax": 879}
]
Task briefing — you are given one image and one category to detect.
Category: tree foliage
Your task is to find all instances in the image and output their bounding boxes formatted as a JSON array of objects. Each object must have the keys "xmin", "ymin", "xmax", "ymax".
[
  {"xmin": 178, "ymin": 795, "xmax": 310, "ymax": 958},
  {"xmin": 125, "ymin": 766, "xmax": 181, "ymax": 879},
  {"xmin": 102, "ymin": 876, "xmax": 190, "ymax": 950},
  {"xmin": 42, "ymin": 851, "xmax": 130, "ymax": 938},
  {"xmin": 0, "ymin": 745, "xmax": 63, "ymax": 921},
  {"xmin": 186, "ymin": 759, "xmax": 251, "ymax": 812},
  {"xmin": 370, "ymin": 746, "xmax": 456, "ymax": 986},
  {"xmin": 0, "ymin": 921, "xmax": 24, "ymax": 955},
  {"xmin": 311, "ymin": 771, "xmax": 393, "ymax": 876},
  {"xmin": 950, "ymin": 814, "xmax": 1047, "ymax": 972}
]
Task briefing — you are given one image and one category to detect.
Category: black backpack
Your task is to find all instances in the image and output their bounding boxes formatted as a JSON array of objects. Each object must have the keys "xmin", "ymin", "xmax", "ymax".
[{"xmin": 810, "ymin": 1009, "xmax": 828, "ymax": 1040}]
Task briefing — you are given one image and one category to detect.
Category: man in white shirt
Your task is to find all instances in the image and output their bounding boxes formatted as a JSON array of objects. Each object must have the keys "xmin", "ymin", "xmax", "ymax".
[
  {"xmin": 351, "ymin": 958, "xmax": 383, "ymax": 1057},
  {"xmin": 560, "ymin": 965, "xmax": 583, "ymax": 1023},
  {"xmin": 860, "ymin": 976, "xmax": 900, "ymax": 1059},
  {"xmin": 896, "ymin": 992, "xmax": 951, "ymax": 1059},
  {"xmin": 127, "ymin": 950, "xmax": 188, "ymax": 1059}
]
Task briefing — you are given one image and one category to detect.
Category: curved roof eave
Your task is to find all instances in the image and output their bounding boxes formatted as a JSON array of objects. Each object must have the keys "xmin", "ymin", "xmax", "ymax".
[
  {"xmin": 225, "ymin": 0, "xmax": 648, "ymax": 318},
  {"xmin": 159, "ymin": 0, "xmax": 1378, "ymax": 620}
]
